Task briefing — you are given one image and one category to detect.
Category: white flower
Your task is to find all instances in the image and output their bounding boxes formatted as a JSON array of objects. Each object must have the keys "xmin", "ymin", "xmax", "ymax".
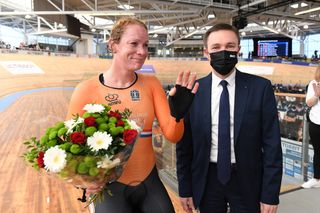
[
  {"xmin": 64, "ymin": 117, "xmax": 84, "ymax": 134},
  {"xmin": 127, "ymin": 120, "xmax": 141, "ymax": 131},
  {"xmin": 87, "ymin": 131, "xmax": 113, "ymax": 152},
  {"xmin": 64, "ymin": 119, "xmax": 75, "ymax": 130},
  {"xmin": 43, "ymin": 146, "xmax": 67, "ymax": 173},
  {"xmin": 83, "ymin": 104, "xmax": 105, "ymax": 113},
  {"xmin": 97, "ymin": 155, "xmax": 121, "ymax": 169}
]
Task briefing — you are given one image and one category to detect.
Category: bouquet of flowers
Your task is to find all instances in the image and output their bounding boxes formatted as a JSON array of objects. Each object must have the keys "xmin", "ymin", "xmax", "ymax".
[{"xmin": 23, "ymin": 103, "xmax": 140, "ymax": 203}]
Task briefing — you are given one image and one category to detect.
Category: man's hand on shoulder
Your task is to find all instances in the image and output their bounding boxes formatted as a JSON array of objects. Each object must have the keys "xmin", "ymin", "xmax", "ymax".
[
  {"xmin": 180, "ymin": 197, "xmax": 195, "ymax": 213},
  {"xmin": 260, "ymin": 202, "xmax": 278, "ymax": 213}
]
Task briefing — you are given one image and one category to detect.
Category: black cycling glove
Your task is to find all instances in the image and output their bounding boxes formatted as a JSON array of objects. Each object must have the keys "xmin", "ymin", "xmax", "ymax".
[{"xmin": 169, "ymin": 84, "xmax": 195, "ymax": 122}]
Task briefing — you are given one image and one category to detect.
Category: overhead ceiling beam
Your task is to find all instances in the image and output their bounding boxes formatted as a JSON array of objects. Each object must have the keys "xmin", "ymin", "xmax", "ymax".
[
  {"xmin": 28, "ymin": 29, "xmax": 67, "ymax": 35},
  {"xmin": 166, "ymin": 19, "xmax": 216, "ymax": 47},
  {"xmin": 46, "ymin": 0, "xmax": 62, "ymax": 11},
  {"xmin": 142, "ymin": 13, "xmax": 199, "ymax": 22},
  {"xmin": 62, "ymin": 0, "xmax": 65, "ymax": 11},
  {"xmin": 251, "ymin": 20, "xmax": 301, "ymax": 41},
  {"xmin": 0, "ymin": 10, "xmax": 197, "ymax": 16},
  {"xmin": 234, "ymin": 0, "xmax": 301, "ymax": 18},
  {"xmin": 80, "ymin": 0, "xmax": 95, "ymax": 11},
  {"xmin": 115, "ymin": 0, "xmax": 127, "ymax": 10},
  {"xmin": 254, "ymin": 10, "xmax": 320, "ymax": 24},
  {"xmin": 231, "ymin": 0, "xmax": 267, "ymax": 13},
  {"xmin": 149, "ymin": 16, "xmax": 206, "ymax": 34}
]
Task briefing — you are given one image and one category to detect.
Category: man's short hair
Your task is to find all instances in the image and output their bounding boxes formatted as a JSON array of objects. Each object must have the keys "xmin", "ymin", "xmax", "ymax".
[{"xmin": 203, "ymin": 23, "xmax": 240, "ymax": 48}]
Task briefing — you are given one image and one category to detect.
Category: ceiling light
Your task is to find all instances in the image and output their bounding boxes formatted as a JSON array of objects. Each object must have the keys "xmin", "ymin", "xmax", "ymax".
[
  {"xmin": 185, "ymin": 30, "xmax": 199, "ymax": 38},
  {"xmin": 262, "ymin": 26, "xmax": 279, "ymax": 34},
  {"xmin": 149, "ymin": 26, "xmax": 171, "ymax": 34},
  {"xmin": 25, "ymin": 14, "xmax": 31, "ymax": 19},
  {"xmin": 295, "ymin": 6, "xmax": 320, "ymax": 15},
  {"xmin": 91, "ymin": 28, "xmax": 96, "ymax": 32},
  {"xmin": 247, "ymin": 23, "xmax": 258, "ymax": 27},
  {"xmin": 241, "ymin": 31, "xmax": 246, "ymax": 36},
  {"xmin": 117, "ymin": 4, "xmax": 134, "ymax": 10},
  {"xmin": 208, "ymin": 14, "xmax": 215, "ymax": 19},
  {"xmin": 303, "ymin": 25, "xmax": 308, "ymax": 29},
  {"xmin": 300, "ymin": 2, "xmax": 308, "ymax": 8},
  {"xmin": 290, "ymin": 3, "xmax": 299, "ymax": 9}
]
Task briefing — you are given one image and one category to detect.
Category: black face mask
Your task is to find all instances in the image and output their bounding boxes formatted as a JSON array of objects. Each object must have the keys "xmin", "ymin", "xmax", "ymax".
[{"xmin": 209, "ymin": 50, "xmax": 238, "ymax": 76}]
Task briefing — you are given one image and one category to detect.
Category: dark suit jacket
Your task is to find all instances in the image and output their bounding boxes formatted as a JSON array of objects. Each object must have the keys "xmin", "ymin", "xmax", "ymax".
[{"xmin": 176, "ymin": 70, "xmax": 283, "ymax": 212}]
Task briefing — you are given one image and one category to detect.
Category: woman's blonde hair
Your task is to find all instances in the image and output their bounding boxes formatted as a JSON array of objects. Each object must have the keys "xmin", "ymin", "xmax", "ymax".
[
  {"xmin": 315, "ymin": 66, "xmax": 320, "ymax": 82},
  {"xmin": 110, "ymin": 17, "xmax": 147, "ymax": 44}
]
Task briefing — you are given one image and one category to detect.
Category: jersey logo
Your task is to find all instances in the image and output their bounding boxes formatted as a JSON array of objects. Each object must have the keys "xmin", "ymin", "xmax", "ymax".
[
  {"xmin": 130, "ymin": 90, "xmax": 140, "ymax": 101},
  {"xmin": 105, "ymin": 93, "xmax": 121, "ymax": 106}
]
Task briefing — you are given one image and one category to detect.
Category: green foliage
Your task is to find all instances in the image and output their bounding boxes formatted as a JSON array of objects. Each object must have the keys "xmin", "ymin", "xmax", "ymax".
[
  {"xmin": 98, "ymin": 123, "xmax": 108, "ymax": 131},
  {"xmin": 82, "ymin": 112, "xmax": 92, "ymax": 118},
  {"xmin": 95, "ymin": 117, "xmax": 105, "ymax": 125},
  {"xmin": 120, "ymin": 108, "xmax": 132, "ymax": 119},
  {"xmin": 48, "ymin": 130, "xmax": 58, "ymax": 140},
  {"xmin": 70, "ymin": 144, "xmax": 82, "ymax": 154},
  {"xmin": 47, "ymin": 139, "xmax": 57, "ymax": 147},
  {"xmin": 85, "ymin": 126, "xmax": 97, "ymax": 137},
  {"xmin": 89, "ymin": 167, "xmax": 99, "ymax": 176},
  {"xmin": 57, "ymin": 127, "xmax": 68, "ymax": 137},
  {"xmin": 22, "ymin": 103, "xmax": 137, "ymax": 205},
  {"xmin": 54, "ymin": 122, "xmax": 65, "ymax": 130},
  {"xmin": 77, "ymin": 162, "xmax": 90, "ymax": 174},
  {"xmin": 22, "ymin": 137, "xmax": 42, "ymax": 167},
  {"xmin": 108, "ymin": 117, "xmax": 117, "ymax": 124},
  {"xmin": 91, "ymin": 113, "xmax": 101, "ymax": 118}
]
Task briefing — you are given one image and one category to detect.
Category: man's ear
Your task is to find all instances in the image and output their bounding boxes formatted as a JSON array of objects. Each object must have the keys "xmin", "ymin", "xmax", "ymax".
[
  {"xmin": 237, "ymin": 45, "xmax": 241, "ymax": 55},
  {"xmin": 203, "ymin": 48, "xmax": 210, "ymax": 60},
  {"xmin": 108, "ymin": 39, "xmax": 118, "ymax": 53}
]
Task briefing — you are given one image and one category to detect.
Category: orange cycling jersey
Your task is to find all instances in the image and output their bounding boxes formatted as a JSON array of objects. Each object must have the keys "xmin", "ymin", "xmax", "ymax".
[{"xmin": 66, "ymin": 73, "xmax": 183, "ymax": 185}]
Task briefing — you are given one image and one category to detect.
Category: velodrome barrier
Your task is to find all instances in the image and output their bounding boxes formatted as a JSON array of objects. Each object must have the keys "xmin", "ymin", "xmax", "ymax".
[{"xmin": 0, "ymin": 53, "xmax": 318, "ymax": 98}]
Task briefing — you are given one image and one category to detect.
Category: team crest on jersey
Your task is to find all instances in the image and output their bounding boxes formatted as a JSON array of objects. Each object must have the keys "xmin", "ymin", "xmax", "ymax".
[
  {"xmin": 105, "ymin": 93, "xmax": 121, "ymax": 106},
  {"xmin": 130, "ymin": 90, "xmax": 140, "ymax": 101}
]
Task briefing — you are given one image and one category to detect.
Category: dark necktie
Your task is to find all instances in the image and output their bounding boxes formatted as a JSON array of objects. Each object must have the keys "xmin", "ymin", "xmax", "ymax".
[{"xmin": 217, "ymin": 80, "xmax": 231, "ymax": 185}]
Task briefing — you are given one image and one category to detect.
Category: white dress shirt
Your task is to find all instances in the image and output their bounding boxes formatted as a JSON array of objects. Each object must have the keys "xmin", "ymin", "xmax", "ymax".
[
  {"xmin": 210, "ymin": 70, "xmax": 236, "ymax": 163},
  {"xmin": 306, "ymin": 80, "xmax": 320, "ymax": 125}
]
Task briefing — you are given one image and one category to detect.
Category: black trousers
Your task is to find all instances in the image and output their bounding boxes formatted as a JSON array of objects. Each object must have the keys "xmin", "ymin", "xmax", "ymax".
[
  {"xmin": 94, "ymin": 166, "xmax": 175, "ymax": 213},
  {"xmin": 199, "ymin": 163, "xmax": 253, "ymax": 213},
  {"xmin": 309, "ymin": 121, "xmax": 320, "ymax": 179}
]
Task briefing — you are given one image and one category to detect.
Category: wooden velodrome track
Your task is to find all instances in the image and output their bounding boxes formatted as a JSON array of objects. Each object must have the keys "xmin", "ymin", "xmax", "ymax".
[{"xmin": 0, "ymin": 53, "xmax": 317, "ymax": 212}]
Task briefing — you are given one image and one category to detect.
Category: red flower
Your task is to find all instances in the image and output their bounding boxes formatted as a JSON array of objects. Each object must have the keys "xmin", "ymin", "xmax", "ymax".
[
  {"xmin": 84, "ymin": 116, "xmax": 96, "ymax": 127},
  {"xmin": 108, "ymin": 111, "xmax": 122, "ymax": 119},
  {"xmin": 70, "ymin": 132, "xmax": 86, "ymax": 144},
  {"xmin": 116, "ymin": 120, "xmax": 125, "ymax": 127},
  {"xmin": 123, "ymin": 129, "xmax": 138, "ymax": 145},
  {"xmin": 37, "ymin": 152, "xmax": 45, "ymax": 168}
]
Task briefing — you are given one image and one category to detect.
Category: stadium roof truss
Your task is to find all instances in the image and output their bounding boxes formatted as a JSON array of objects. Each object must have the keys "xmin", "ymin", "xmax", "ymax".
[{"xmin": 0, "ymin": 0, "xmax": 319, "ymax": 45}]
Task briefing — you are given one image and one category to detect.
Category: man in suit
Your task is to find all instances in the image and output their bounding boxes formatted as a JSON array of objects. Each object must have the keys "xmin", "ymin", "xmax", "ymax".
[{"xmin": 176, "ymin": 23, "xmax": 282, "ymax": 213}]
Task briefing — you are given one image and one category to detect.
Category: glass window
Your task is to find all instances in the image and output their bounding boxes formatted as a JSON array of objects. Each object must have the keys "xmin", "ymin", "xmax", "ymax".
[
  {"xmin": 240, "ymin": 39, "xmax": 253, "ymax": 59},
  {"xmin": 0, "ymin": 25, "xmax": 25, "ymax": 47},
  {"xmin": 292, "ymin": 39, "xmax": 300, "ymax": 55},
  {"xmin": 305, "ymin": 34, "xmax": 320, "ymax": 58}
]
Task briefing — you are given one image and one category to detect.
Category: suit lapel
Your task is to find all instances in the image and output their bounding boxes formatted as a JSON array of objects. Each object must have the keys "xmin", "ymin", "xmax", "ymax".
[
  {"xmin": 234, "ymin": 70, "xmax": 248, "ymax": 145},
  {"xmin": 198, "ymin": 73, "xmax": 212, "ymax": 143}
]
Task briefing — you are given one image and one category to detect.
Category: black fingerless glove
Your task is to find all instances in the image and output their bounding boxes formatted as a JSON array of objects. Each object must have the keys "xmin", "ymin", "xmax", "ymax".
[{"xmin": 169, "ymin": 84, "xmax": 195, "ymax": 122}]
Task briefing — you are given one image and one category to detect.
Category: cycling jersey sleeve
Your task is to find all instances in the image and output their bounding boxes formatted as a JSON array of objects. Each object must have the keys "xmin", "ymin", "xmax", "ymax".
[{"xmin": 149, "ymin": 76, "xmax": 184, "ymax": 143}]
